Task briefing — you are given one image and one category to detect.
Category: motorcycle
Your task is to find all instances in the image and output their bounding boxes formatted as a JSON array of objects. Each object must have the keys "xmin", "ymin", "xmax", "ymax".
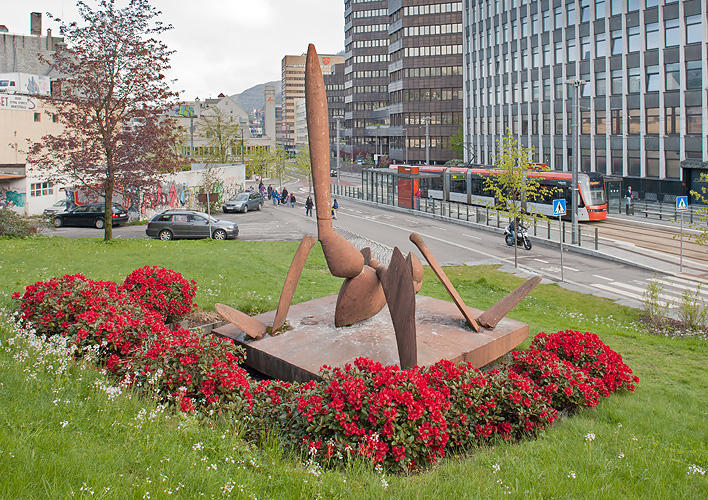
[{"xmin": 504, "ymin": 221, "xmax": 532, "ymax": 250}]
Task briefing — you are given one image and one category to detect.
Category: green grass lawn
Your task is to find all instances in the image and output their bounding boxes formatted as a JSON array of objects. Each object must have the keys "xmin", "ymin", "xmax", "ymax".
[{"xmin": 0, "ymin": 237, "xmax": 706, "ymax": 499}]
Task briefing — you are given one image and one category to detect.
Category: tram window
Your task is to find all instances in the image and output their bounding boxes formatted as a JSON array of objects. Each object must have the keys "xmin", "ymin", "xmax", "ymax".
[
  {"xmin": 450, "ymin": 174, "xmax": 466, "ymax": 193},
  {"xmin": 470, "ymin": 177, "xmax": 482, "ymax": 196}
]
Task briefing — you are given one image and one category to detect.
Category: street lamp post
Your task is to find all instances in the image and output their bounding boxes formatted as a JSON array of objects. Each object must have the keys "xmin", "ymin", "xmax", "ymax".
[
  {"xmin": 567, "ymin": 79, "xmax": 586, "ymax": 245},
  {"xmin": 422, "ymin": 117, "xmax": 431, "ymax": 165},
  {"xmin": 403, "ymin": 128, "xmax": 408, "ymax": 165},
  {"xmin": 336, "ymin": 118, "xmax": 341, "ymax": 186}
]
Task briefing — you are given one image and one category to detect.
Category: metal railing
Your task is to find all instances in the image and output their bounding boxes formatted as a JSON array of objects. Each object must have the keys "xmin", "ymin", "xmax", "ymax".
[{"xmin": 630, "ymin": 201, "xmax": 705, "ymax": 225}]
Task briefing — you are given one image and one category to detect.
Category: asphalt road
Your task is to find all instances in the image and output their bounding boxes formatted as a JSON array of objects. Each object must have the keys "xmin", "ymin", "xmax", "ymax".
[{"xmin": 44, "ymin": 181, "xmax": 707, "ymax": 311}]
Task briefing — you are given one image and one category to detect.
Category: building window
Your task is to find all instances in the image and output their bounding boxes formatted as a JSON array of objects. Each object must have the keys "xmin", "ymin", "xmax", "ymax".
[
  {"xmin": 567, "ymin": 39, "xmax": 577, "ymax": 62},
  {"xmin": 567, "ymin": 4, "xmax": 576, "ymax": 25},
  {"xmin": 627, "ymin": 26, "xmax": 641, "ymax": 52},
  {"xmin": 665, "ymin": 107, "xmax": 680, "ymax": 135},
  {"xmin": 611, "ymin": 109, "xmax": 622, "ymax": 134},
  {"xmin": 646, "ymin": 150, "xmax": 659, "ymax": 178},
  {"xmin": 543, "ymin": 114, "xmax": 551, "ymax": 134},
  {"xmin": 595, "ymin": 0, "xmax": 606, "ymax": 18},
  {"xmin": 555, "ymin": 112, "xmax": 564, "ymax": 134},
  {"xmin": 646, "ymin": 0, "xmax": 658, "ymax": 7},
  {"xmin": 34, "ymin": 113, "xmax": 41, "ymax": 122},
  {"xmin": 628, "ymin": 0, "xmax": 640, "ymax": 11},
  {"xmin": 665, "ymin": 63, "xmax": 680, "ymax": 91},
  {"xmin": 581, "ymin": 36, "xmax": 591, "ymax": 59},
  {"xmin": 581, "ymin": 73, "xmax": 592, "ymax": 97},
  {"xmin": 611, "ymin": 29, "xmax": 623, "ymax": 55},
  {"xmin": 30, "ymin": 181, "xmax": 54, "ymax": 197},
  {"xmin": 665, "ymin": 18, "xmax": 680, "ymax": 47},
  {"xmin": 596, "ymin": 71, "xmax": 607, "ymax": 95},
  {"xmin": 665, "ymin": 151, "xmax": 680, "ymax": 179},
  {"xmin": 544, "ymin": 44, "xmax": 552, "ymax": 65},
  {"xmin": 580, "ymin": 0, "xmax": 590, "ymax": 22},
  {"xmin": 543, "ymin": 78, "xmax": 551, "ymax": 100},
  {"xmin": 595, "ymin": 32, "xmax": 606, "ymax": 57},
  {"xmin": 554, "ymin": 7, "xmax": 563, "ymax": 29},
  {"xmin": 628, "ymin": 150, "xmax": 641, "ymax": 177},
  {"xmin": 596, "ymin": 110, "xmax": 607, "ymax": 134},
  {"xmin": 611, "ymin": 70, "xmax": 623, "ymax": 94},
  {"xmin": 581, "ymin": 111, "xmax": 591, "ymax": 134},
  {"xmin": 628, "ymin": 67, "xmax": 641, "ymax": 93},
  {"xmin": 686, "ymin": 15, "xmax": 702, "ymax": 44},
  {"xmin": 555, "ymin": 77, "xmax": 564, "ymax": 99},
  {"xmin": 646, "ymin": 108, "xmax": 660, "ymax": 135},
  {"xmin": 555, "ymin": 41, "xmax": 563, "ymax": 64},
  {"xmin": 597, "ymin": 148, "xmax": 607, "ymax": 173},
  {"xmin": 686, "ymin": 60, "xmax": 702, "ymax": 89},
  {"xmin": 628, "ymin": 109, "xmax": 641, "ymax": 134},
  {"xmin": 612, "ymin": 149, "xmax": 623, "ymax": 175},
  {"xmin": 610, "ymin": 0, "xmax": 622, "ymax": 16},
  {"xmin": 686, "ymin": 107, "xmax": 702, "ymax": 134},
  {"xmin": 543, "ymin": 9, "xmax": 551, "ymax": 31},
  {"xmin": 646, "ymin": 23, "xmax": 659, "ymax": 50},
  {"xmin": 646, "ymin": 65, "xmax": 660, "ymax": 92}
]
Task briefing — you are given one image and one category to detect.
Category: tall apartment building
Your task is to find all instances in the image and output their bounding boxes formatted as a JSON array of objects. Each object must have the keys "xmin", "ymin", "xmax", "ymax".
[
  {"xmin": 343, "ymin": 1, "xmax": 463, "ymax": 164},
  {"xmin": 325, "ymin": 63, "xmax": 346, "ymax": 155},
  {"xmin": 462, "ymin": 0, "xmax": 708, "ymax": 197},
  {"xmin": 281, "ymin": 53, "xmax": 344, "ymax": 155}
]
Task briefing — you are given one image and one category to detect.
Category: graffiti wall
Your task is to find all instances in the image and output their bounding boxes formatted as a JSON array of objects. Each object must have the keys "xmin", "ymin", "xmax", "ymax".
[{"xmin": 0, "ymin": 190, "xmax": 26, "ymax": 210}]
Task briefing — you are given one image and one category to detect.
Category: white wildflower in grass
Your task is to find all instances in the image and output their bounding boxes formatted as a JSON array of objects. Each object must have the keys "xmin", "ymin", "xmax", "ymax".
[
  {"xmin": 192, "ymin": 442, "xmax": 203, "ymax": 451},
  {"xmin": 584, "ymin": 432, "xmax": 596, "ymax": 442},
  {"xmin": 618, "ymin": 453, "xmax": 625, "ymax": 459},
  {"xmin": 567, "ymin": 471, "xmax": 576, "ymax": 479},
  {"xmin": 60, "ymin": 420, "xmax": 69, "ymax": 428},
  {"xmin": 380, "ymin": 475, "xmax": 389, "ymax": 489},
  {"xmin": 687, "ymin": 464, "xmax": 705, "ymax": 476},
  {"xmin": 492, "ymin": 463, "xmax": 501, "ymax": 474}
]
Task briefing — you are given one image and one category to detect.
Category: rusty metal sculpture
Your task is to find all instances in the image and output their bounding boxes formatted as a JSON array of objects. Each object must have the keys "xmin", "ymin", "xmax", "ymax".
[{"xmin": 215, "ymin": 44, "xmax": 540, "ymax": 372}]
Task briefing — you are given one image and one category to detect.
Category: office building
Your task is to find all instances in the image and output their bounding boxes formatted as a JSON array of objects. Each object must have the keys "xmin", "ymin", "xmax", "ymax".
[
  {"xmin": 462, "ymin": 0, "xmax": 708, "ymax": 198},
  {"xmin": 281, "ymin": 53, "xmax": 345, "ymax": 155},
  {"xmin": 325, "ymin": 62, "xmax": 346, "ymax": 156}
]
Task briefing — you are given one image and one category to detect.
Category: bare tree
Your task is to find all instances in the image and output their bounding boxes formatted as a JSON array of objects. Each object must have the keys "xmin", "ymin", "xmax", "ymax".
[
  {"xmin": 199, "ymin": 107, "xmax": 241, "ymax": 164},
  {"xmin": 28, "ymin": 0, "xmax": 181, "ymax": 240}
]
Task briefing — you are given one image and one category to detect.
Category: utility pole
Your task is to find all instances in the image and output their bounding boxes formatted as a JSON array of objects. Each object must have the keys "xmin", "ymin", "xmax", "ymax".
[
  {"xmin": 422, "ymin": 117, "xmax": 431, "ymax": 165},
  {"xmin": 567, "ymin": 79, "xmax": 586, "ymax": 245},
  {"xmin": 403, "ymin": 128, "xmax": 408, "ymax": 165},
  {"xmin": 240, "ymin": 128, "xmax": 245, "ymax": 164},
  {"xmin": 336, "ymin": 117, "xmax": 341, "ymax": 186}
]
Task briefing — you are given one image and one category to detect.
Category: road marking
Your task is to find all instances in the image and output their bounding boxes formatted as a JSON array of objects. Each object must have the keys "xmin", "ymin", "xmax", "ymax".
[
  {"xmin": 534, "ymin": 259, "xmax": 549, "ymax": 264},
  {"xmin": 465, "ymin": 234, "xmax": 481, "ymax": 240},
  {"xmin": 564, "ymin": 265, "xmax": 579, "ymax": 272},
  {"xmin": 592, "ymin": 274, "xmax": 614, "ymax": 281},
  {"xmin": 649, "ymin": 278, "xmax": 708, "ymax": 298}
]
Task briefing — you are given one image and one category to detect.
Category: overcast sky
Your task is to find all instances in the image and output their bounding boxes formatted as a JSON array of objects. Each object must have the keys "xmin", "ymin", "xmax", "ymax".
[{"xmin": 3, "ymin": 0, "xmax": 344, "ymax": 99}]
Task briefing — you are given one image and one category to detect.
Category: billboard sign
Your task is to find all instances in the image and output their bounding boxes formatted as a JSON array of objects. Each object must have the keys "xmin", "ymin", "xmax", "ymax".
[{"xmin": 0, "ymin": 94, "xmax": 37, "ymax": 111}]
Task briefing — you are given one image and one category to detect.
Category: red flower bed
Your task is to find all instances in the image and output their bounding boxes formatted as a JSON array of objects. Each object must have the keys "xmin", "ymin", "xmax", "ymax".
[
  {"xmin": 531, "ymin": 330, "xmax": 639, "ymax": 393},
  {"xmin": 122, "ymin": 266, "xmax": 197, "ymax": 323},
  {"xmin": 12, "ymin": 272, "xmax": 639, "ymax": 472}
]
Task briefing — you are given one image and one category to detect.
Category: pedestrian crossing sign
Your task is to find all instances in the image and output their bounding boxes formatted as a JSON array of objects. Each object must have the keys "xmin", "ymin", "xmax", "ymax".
[
  {"xmin": 553, "ymin": 198, "xmax": 566, "ymax": 216},
  {"xmin": 676, "ymin": 196, "xmax": 688, "ymax": 212}
]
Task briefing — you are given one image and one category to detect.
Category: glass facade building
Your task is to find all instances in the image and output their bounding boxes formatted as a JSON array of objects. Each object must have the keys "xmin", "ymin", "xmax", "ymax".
[{"xmin": 462, "ymin": 0, "xmax": 708, "ymax": 196}]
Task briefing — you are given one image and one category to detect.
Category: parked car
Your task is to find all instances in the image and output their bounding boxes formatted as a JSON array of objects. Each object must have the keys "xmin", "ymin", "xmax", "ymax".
[
  {"xmin": 43, "ymin": 199, "xmax": 69, "ymax": 216},
  {"xmin": 52, "ymin": 203, "xmax": 128, "ymax": 229},
  {"xmin": 330, "ymin": 168, "xmax": 338, "ymax": 177},
  {"xmin": 145, "ymin": 210, "xmax": 238, "ymax": 240},
  {"xmin": 222, "ymin": 191, "xmax": 263, "ymax": 213}
]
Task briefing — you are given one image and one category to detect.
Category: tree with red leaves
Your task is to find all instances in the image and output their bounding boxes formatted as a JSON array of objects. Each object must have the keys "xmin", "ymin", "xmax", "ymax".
[{"xmin": 28, "ymin": 0, "xmax": 181, "ymax": 240}]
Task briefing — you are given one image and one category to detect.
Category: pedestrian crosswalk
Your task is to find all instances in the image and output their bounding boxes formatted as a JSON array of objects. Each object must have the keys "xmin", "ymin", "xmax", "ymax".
[{"xmin": 590, "ymin": 275, "xmax": 708, "ymax": 308}]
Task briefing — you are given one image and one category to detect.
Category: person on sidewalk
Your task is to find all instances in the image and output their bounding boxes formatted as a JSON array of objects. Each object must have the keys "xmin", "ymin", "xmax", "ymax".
[
  {"xmin": 290, "ymin": 194, "xmax": 296, "ymax": 208},
  {"xmin": 267, "ymin": 184, "xmax": 273, "ymax": 200},
  {"xmin": 272, "ymin": 189, "xmax": 279, "ymax": 206},
  {"xmin": 332, "ymin": 198, "xmax": 339, "ymax": 219},
  {"xmin": 281, "ymin": 187, "xmax": 289, "ymax": 205},
  {"xmin": 625, "ymin": 185, "xmax": 633, "ymax": 215},
  {"xmin": 305, "ymin": 196, "xmax": 314, "ymax": 217}
]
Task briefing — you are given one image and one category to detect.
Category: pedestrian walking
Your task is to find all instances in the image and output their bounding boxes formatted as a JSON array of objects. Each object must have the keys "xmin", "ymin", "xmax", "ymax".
[
  {"xmin": 281, "ymin": 187, "xmax": 289, "ymax": 205},
  {"xmin": 625, "ymin": 185, "xmax": 633, "ymax": 215},
  {"xmin": 290, "ymin": 194, "xmax": 296, "ymax": 208},
  {"xmin": 305, "ymin": 195, "xmax": 314, "ymax": 217},
  {"xmin": 272, "ymin": 189, "xmax": 279, "ymax": 206},
  {"xmin": 332, "ymin": 198, "xmax": 339, "ymax": 219},
  {"xmin": 267, "ymin": 184, "xmax": 273, "ymax": 200}
]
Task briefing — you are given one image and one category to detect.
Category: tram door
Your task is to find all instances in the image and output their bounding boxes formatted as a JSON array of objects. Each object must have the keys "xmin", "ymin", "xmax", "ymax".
[{"xmin": 605, "ymin": 180, "xmax": 622, "ymax": 214}]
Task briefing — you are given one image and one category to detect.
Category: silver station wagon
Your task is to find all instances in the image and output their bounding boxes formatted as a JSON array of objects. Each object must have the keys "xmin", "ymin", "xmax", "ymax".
[{"xmin": 146, "ymin": 210, "xmax": 239, "ymax": 240}]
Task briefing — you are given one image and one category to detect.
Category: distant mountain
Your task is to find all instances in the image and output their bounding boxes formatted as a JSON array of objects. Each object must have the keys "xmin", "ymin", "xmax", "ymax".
[{"xmin": 230, "ymin": 81, "xmax": 282, "ymax": 112}]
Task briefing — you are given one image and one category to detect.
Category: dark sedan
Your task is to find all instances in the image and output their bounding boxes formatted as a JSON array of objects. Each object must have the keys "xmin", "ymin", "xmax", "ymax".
[
  {"xmin": 52, "ymin": 203, "xmax": 128, "ymax": 229},
  {"xmin": 222, "ymin": 191, "xmax": 263, "ymax": 213},
  {"xmin": 145, "ymin": 210, "xmax": 239, "ymax": 240}
]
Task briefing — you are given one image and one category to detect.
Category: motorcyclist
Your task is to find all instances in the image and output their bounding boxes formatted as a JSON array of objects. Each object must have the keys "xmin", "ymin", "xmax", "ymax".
[{"xmin": 507, "ymin": 217, "xmax": 526, "ymax": 240}]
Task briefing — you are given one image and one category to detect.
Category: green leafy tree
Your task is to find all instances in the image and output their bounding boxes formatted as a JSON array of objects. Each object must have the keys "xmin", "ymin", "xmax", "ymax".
[
  {"xmin": 199, "ymin": 107, "xmax": 241, "ymax": 163},
  {"xmin": 483, "ymin": 133, "xmax": 555, "ymax": 268},
  {"xmin": 293, "ymin": 145, "xmax": 312, "ymax": 194},
  {"xmin": 246, "ymin": 147, "xmax": 270, "ymax": 178},
  {"xmin": 688, "ymin": 172, "xmax": 708, "ymax": 246},
  {"xmin": 270, "ymin": 145, "xmax": 287, "ymax": 187},
  {"xmin": 450, "ymin": 127, "xmax": 464, "ymax": 159}
]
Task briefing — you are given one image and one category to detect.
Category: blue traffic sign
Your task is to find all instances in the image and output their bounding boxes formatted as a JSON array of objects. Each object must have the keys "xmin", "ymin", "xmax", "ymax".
[
  {"xmin": 676, "ymin": 196, "xmax": 688, "ymax": 212},
  {"xmin": 357, "ymin": 158, "xmax": 363, "ymax": 165},
  {"xmin": 553, "ymin": 198, "xmax": 567, "ymax": 216}
]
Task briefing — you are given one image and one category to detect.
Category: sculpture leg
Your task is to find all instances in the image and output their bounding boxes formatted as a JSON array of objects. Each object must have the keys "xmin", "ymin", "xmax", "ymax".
[
  {"xmin": 305, "ymin": 44, "xmax": 363, "ymax": 279},
  {"xmin": 334, "ymin": 265, "xmax": 386, "ymax": 327},
  {"xmin": 215, "ymin": 303, "xmax": 267, "ymax": 340},
  {"xmin": 376, "ymin": 247, "xmax": 417, "ymax": 369},
  {"xmin": 477, "ymin": 275, "xmax": 542, "ymax": 329},
  {"xmin": 272, "ymin": 235, "xmax": 317, "ymax": 332},
  {"xmin": 409, "ymin": 232, "xmax": 480, "ymax": 332}
]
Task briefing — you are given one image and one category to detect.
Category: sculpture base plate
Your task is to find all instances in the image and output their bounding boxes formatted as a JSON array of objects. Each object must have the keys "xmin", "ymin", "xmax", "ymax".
[{"xmin": 213, "ymin": 295, "xmax": 528, "ymax": 382}]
